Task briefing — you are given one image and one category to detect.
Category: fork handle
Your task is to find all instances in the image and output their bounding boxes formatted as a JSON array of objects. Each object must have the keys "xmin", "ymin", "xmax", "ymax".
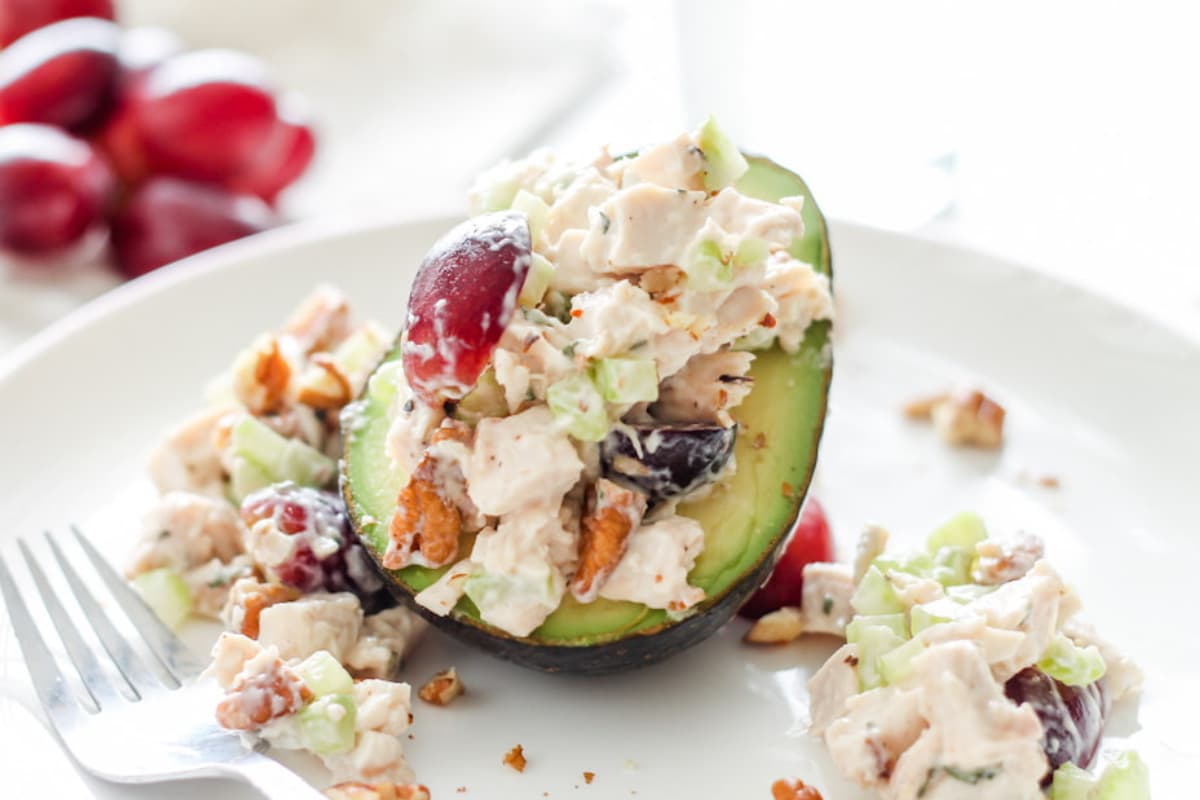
[{"xmin": 233, "ymin": 751, "xmax": 328, "ymax": 799}]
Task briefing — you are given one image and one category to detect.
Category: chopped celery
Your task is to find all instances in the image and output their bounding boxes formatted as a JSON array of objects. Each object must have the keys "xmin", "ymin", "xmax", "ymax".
[
  {"xmin": 519, "ymin": 252, "xmax": 554, "ymax": 308},
  {"xmin": 297, "ymin": 694, "xmax": 357, "ymax": 755},
  {"xmin": 478, "ymin": 178, "xmax": 519, "ymax": 213},
  {"xmin": 879, "ymin": 636, "xmax": 929, "ymax": 686},
  {"xmin": 295, "ymin": 651, "xmax": 354, "ymax": 697},
  {"xmin": 851, "ymin": 566, "xmax": 905, "ymax": 616},
  {"xmin": 931, "ymin": 546, "xmax": 974, "ymax": 586},
  {"xmin": 696, "ymin": 116, "xmax": 749, "ymax": 191},
  {"xmin": 455, "ymin": 368, "xmax": 509, "ymax": 424},
  {"xmin": 854, "ymin": 624, "xmax": 907, "ymax": 691},
  {"xmin": 927, "ymin": 512, "xmax": 988, "ymax": 553},
  {"xmin": 733, "ymin": 236, "xmax": 769, "ymax": 268},
  {"xmin": 132, "ymin": 568, "xmax": 192, "ymax": 630},
  {"xmin": 873, "ymin": 550, "xmax": 936, "ymax": 579},
  {"xmin": 684, "ymin": 239, "xmax": 733, "ymax": 291},
  {"xmin": 910, "ymin": 604, "xmax": 954, "ymax": 635},
  {"xmin": 464, "ymin": 570, "xmax": 557, "ymax": 614},
  {"xmin": 593, "ymin": 358, "xmax": 659, "ymax": 404},
  {"xmin": 511, "ymin": 190, "xmax": 549, "ymax": 240},
  {"xmin": 1038, "ymin": 634, "xmax": 1107, "ymax": 686},
  {"xmin": 1049, "ymin": 763, "xmax": 1097, "ymax": 800},
  {"xmin": 1095, "ymin": 751, "xmax": 1150, "ymax": 800},
  {"xmin": 228, "ymin": 415, "xmax": 336, "ymax": 501},
  {"xmin": 366, "ymin": 360, "xmax": 406, "ymax": 407},
  {"xmin": 331, "ymin": 322, "xmax": 389, "ymax": 378},
  {"xmin": 846, "ymin": 613, "xmax": 909, "ymax": 643},
  {"xmin": 733, "ymin": 327, "xmax": 777, "ymax": 351},
  {"xmin": 547, "ymin": 373, "xmax": 609, "ymax": 442}
]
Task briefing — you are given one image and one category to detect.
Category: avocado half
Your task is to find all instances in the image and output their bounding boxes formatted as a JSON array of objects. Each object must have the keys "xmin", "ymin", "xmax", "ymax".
[{"xmin": 341, "ymin": 157, "xmax": 832, "ymax": 674}]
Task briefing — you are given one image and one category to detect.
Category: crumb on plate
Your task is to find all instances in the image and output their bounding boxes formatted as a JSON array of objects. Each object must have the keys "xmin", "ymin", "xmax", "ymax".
[
  {"xmin": 504, "ymin": 744, "xmax": 527, "ymax": 773},
  {"xmin": 743, "ymin": 606, "xmax": 805, "ymax": 645},
  {"xmin": 418, "ymin": 667, "xmax": 465, "ymax": 706},
  {"xmin": 583, "ymin": 771, "xmax": 596, "ymax": 784},
  {"xmin": 771, "ymin": 778, "xmax": 824, "ymax": 800},
  {"xmin": 904, "ymin": 388, "xmax": 1006, "ymax": 449},
  {"xmin": 324, "ymin": 783, "xmax": 432, "ymax": 800}
]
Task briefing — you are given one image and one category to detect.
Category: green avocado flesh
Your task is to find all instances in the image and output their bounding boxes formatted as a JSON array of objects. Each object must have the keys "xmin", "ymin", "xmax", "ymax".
[{"xmin": 342, "ymin": 156, "xmax": 831, "ymax": 659}]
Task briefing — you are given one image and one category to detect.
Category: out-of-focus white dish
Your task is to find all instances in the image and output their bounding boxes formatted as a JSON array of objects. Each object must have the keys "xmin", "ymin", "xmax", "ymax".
[{"xmin": 0, "ymin": 218, "xmax": 1196, "ymax": 798}]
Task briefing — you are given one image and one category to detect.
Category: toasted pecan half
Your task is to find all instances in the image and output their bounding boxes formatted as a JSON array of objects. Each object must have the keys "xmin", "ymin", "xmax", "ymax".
[{"xmin": 570, "ymin": 479, "xmax": 647, "ymax": 602}]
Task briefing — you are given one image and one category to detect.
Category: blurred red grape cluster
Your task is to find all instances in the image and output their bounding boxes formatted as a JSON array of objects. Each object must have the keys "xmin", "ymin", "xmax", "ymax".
[{"xmin": 0, "ymin": 0, "xmax": 315, "ymax": 277}]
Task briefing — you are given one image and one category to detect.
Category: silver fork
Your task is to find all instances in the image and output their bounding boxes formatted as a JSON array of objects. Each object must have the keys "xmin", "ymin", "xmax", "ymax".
[{"xmin": 0, "ymin": 527, "xmax": 325, "ymax": 798}]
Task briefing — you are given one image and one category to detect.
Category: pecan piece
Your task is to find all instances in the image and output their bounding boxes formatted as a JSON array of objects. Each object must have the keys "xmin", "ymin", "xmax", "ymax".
[
  {"xmin": 325, "ymin": 783, "xmax": 432, "ymax": 800},
  {"xmin": 771, "ymin": 778, "xmax": 824, "ymax": 800},
  {"xmin": 232, "ymin": 335, "xmax": 292, "ymax": 415},
  {"xmin": 905, "ymin": 388, "xmax": 1006, "ymax": 449},
  {"xmin": 503, "ymin": 744, "xmax": 527, "ymax": 773},
  {"xmin": 214, "ymin": 656, "xmax": 312, "ymax": 731},
  {"xmin": 418, "ymin": 667, "xmax": 465, "ymax": 706},
  {"xmin": 295, "ymin": 352, "xmax": 353, "ymax": 410},
  {"xmin": 385, "ymin": 467, "xmax": 461, "ymax": 569},
  {"xmin": 570, "ymin": 479, "xmax": 647, "ymax": 603},
  {"xmin": 226, "ymin": 579, "xmax": 301, "ymax": 639},
  {"xmin": 284, "ymin": 287, "xmax": 353, "ymax": 354}
]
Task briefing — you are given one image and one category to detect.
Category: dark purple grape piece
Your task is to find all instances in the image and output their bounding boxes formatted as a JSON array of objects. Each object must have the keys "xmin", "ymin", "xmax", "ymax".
[
  {"xmin": 1004, "ymin": 667, "xmax": 1110, "ymax": 783},
  {"xmin": 600, "ymin": 423, "xmax": 736, "ymax": 505},
  {"xmin": 241, "ymin": 483, "xmax": 394, "ymax": 613}
]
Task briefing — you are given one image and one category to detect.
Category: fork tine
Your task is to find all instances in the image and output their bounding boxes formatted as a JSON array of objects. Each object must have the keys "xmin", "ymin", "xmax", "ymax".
[
  {"xmin": 18, "ymin": 539, "xmax": 126, "ymax": 707},
  {"xmin": 45, "ymin": 531, "xmax": 178, "ymax": 693},
  {"xmin": 0, "ymin": 553, "xmax": 87, "ymax": 726},
  {"xmin": 69, "ymin": 525, "xmax": 205, "ymax": 680}
]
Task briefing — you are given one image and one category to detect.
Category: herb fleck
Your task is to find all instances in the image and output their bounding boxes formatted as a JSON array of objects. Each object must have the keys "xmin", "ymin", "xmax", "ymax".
[
  {"xmin": 207, "ymin": 575, "xmax": 230, "ymax": 588},
  {"xmin": 918, "ymin": 765, "xmax": 1001, "ymax": 797},
  {"xmin": 597, "ymin": 211, "xmax": 611, "ymax": 234},
  {"xmin": 562, "ymin": 341, "xmax": 578, "ymax": 358},
  {"xmin": 157, "ymin": 529, "xmax": 171, "ymax": 540},
  {"xmin": 402, "ymin": 398, "xmax": 415, "ymax": 413},
  {"xmin": 629, "ymin": 339, "xmax": 648, "ymax": 351},
  {"xmin": 822, "ymin": 595, "xmax": 834, "ymax": 615},
  {"xmin": 612, "ymin": 149, "xmax": 638, "ymax": 162}
]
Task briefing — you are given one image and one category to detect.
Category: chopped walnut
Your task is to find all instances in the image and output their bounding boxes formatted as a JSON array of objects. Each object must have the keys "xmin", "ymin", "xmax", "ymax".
[
  {"xmin": 232, "ymin": 334, "xmax": 293, "ymax": 415},
  {"xmin": 972, "ymin": 533, "xmax": 1044, "ymax": 585},
  {"xmin": 583, "ymin": 771, "xmax": 595, "ymax": 784},
  {"xmin": 214, "ymin": 649, "xmax": 312, "ymax": 730},
  {"xmin": 296, "ymin": 352, "xmax": 354, "ymax": 410},
  {"xmin": 744, "ymin": 606, "xmax": 805, "ymax": 645},
  {"xmin": 418, "ymin": 667, "xmax": 465, "ymax": 707},
  {"xmin": 503, "ymin": 744, "xmax": 527, "ymax": 773},
  {"xmin": 284, "ymin": 286, "xmax": 353, "ymax": 354},
  {"xmin": 571, "ymin": 479, "xmax": 647, "ymax": 602},
  {"xmin": 325, "ymin": 782, "xmax": 431, "ymax": 800},
  {"xmin": 771, "ymin": 778, "xmax": 824, "ymax": 800},
  {"xmin": 905, "ymin": 389, "xmax": 1006, "ymax": 449},
  {"xmin": 222, "ymin": 577, "xmax": 301, "ymax": 639}
]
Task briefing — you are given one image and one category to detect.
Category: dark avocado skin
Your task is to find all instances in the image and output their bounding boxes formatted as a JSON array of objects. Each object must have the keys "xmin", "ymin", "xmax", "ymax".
[{"xmin": 341, "ymin": 154, "xmax": 832, "ymax": 674}]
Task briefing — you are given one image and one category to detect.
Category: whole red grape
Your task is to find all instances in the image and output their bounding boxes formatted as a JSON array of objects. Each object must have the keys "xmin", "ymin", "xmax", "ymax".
[
  {"xmin": 130, "ymin": 49, "xmax": 282, "ymax": 183},
  {"xmin": 110, "ymin": 176, "xmax": 275, "ymax": 277},
  {"xmin": 0, "ymin": 0, "xmax": 115, "ymax": 48},
  {"xmin": 231, "ymin": 106, "xmax": 316, "ymax": 203},
  {"xmin": 739, "ymin": 497, "xmax": 834, "ymax": 618},
  {"xmin": 0, "ymin": 17, "xmax": 120, "ymax": 130},
  {"xmin": 403, "ymin": 210, "xmax": 532, "ymax": 402},
  {"xmin": 1004, "ymin": 667, "xmax": 1109, "ymax": 782},
  {"xmin": 115, "ymin": 26, "xmax": 183, "ymax": 79},
  {"xmin": 241, "ymin": 483, "xmax": 392, "ymax": 612},
  {"xmin": 0, "ymin": 123, "xmax": 114, "ymax": 256}
]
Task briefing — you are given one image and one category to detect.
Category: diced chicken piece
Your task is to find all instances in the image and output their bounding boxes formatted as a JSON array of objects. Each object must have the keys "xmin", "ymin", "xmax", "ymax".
[
  {"xmin": 885, "ymin": 643, "xmax": 1047, "ymax": 800},
  {"xmin": 325, "ymin": 783, "xmax": 431, "ymax": 800},
  {"xmin": 824, "ymin": 686, "xmax": 926, "ymax": 789},
  {"xmin": 384, "ymin": 385, "xmax": 446, "ymax": 478},
  {"xmin": 466, "ymin": 147, "xmax": 562, "ymax": 216},
  {"xmin": 598, "ymin": 515, "xmax": 705, "ymax": 612},
  {"xmin": 221, "ymin": 576, "xmax": 302, "ymax": 639},
  {"xmin": 345, "ymin": 606, "xmax": 429, "ymax": 680},
  {"xmin": 1062, "ymin": 618, "xmax": 1145, "ymax": 702},
  {"xmin": 972, "ymin": 533, "xmax": 1045, "ymax": 585},
  {"xmin": 579, "ymin": 184, "xmax": 709, "ymax": 272},
  {"xmin": 282, "ymin": 285, "xmax": 354, "ymax": 355},
  {"xmin": 706, "ymin": 188, "xmax": 806, "ymax": 251},
  {"xmin": 322, "ymin": 731, "xmax": 415, "ymax": 787},
  {"xmin": 550, "ymin": 229, "xmax": 618, "ymax": 295},
  {"xmin": 808, "ymin": 643, "xmax": 861, "ymax": 736},
  {"xmin": 147, "ymin": 406, "xmax": 236, "ymax": 497},
  {"xmin": 653, "ymin": 350, "xmax": 755, "ymax": 427},
  {"xmin": 255, "ymin": 593, "xmax": 363, "ymax": 662},
  {"xmin": 698, "ymin": 285, "xmax": 779, "ymax": 354},
  {"xmin": 565, "ymin": 280, "xmax": 670, "ymax": 362},
  {"xmin": 801, "ymin": 562, "xmax": 855, "ymax": 636},
  {"xmin": 744, "ymin": 606, "xmax": 805, "ymax": 645},
  {"xmin": 763, "ymin": 253, "xmax": 835, "ymax": 353},
  {"xmin": 853, "ymin": 525, "xmax": 889, "ymax": 583},
  {"xmin": 231, "ymin": 334, "xmax": 295, "ymax": 416},
  {"xmin": 127, "ymin": 491, "xmax": 246, "ymax": 577},
  {"xmin": 571, "ymin": 479, "xmax": 648, "ymax": 603},
  {"xmin": 204, "ymin": 631, "xmax": 265, "ymax": 687},
  {"xmin": 906, "ymin": 617, "xmax": 1026, "ymax": 680},
  {"xmin": 494, "ymin": 316, "xmax": 575, "ymax": 401},
  {"xmin": 183, "ymin": 555, "xmax": 256, "ymax": 619},
  {"xmin": 544, "ymin": 167, "xmax": 620, "ymax": 246},
  {"xmin": 615, "ymin": 133, "xmax": 705, "ymax": 192},
  {"xmin": 886, "ymin": 571, "xmax": 946, "ymax": 608},
  {"xmin": 414, "ymin": 559, "xmax": 474, "ymax": 617},
  {"xmin": 467, "ymin": 406, "xmax": 583, "ymax": 517},
  {"xmin": 468, "ymin": 507, "xmax": 569, "ymax": 637},
  {"xmin": 969, "ymin": 561, "xmax": 1064, "ymax": 680},
  {"xmin": 354, "ymin": 679, "xmax": 413, "ymax": 737},
  {"xmin": 492, "ymin": 349, "xmax": 532, "ymax": 413}
]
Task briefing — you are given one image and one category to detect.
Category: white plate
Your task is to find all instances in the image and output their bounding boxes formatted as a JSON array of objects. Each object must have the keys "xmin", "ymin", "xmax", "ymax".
[{"xmin": 1, "ymin": 219, "xmax": 1197, "ymax": 798}]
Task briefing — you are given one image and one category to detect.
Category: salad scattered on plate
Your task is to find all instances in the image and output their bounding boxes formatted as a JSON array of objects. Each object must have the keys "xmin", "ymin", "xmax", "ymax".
[{"xmin": 122, "ymin": 120, "xmax": 1149, "ymax": 798}]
